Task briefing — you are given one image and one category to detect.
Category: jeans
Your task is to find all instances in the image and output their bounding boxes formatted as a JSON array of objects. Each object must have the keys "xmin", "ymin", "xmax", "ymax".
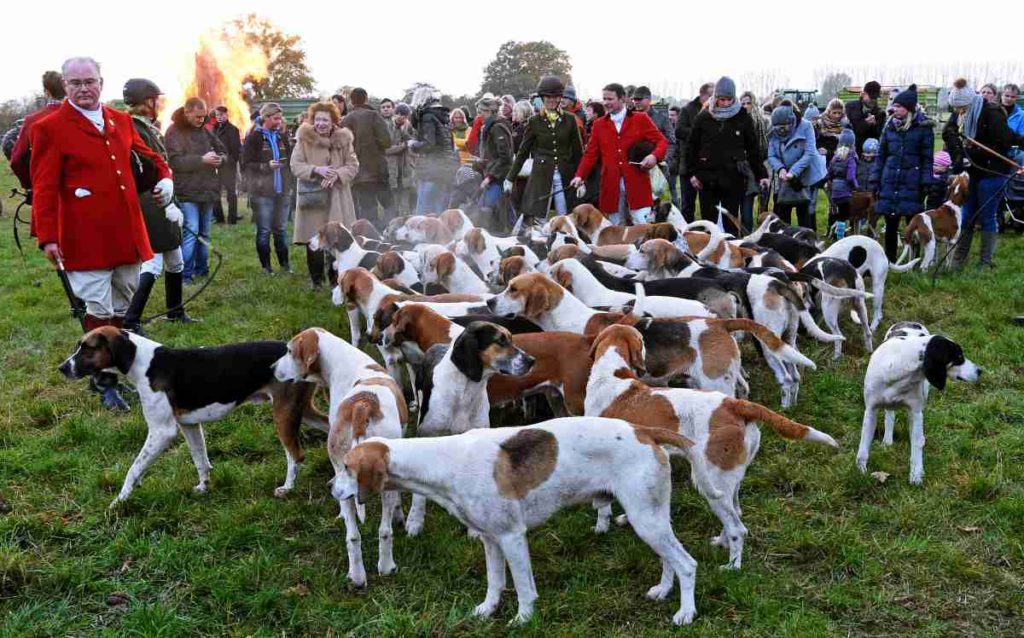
[
  {"xmin": 961, "ymin": 174, "xmax": 1005, "ymax": 232},
  {"xmin": 252, "ymin": 194, "xmax": 290, "ymax": 269},
  {"xmin": 180, "ymin": 201, "xmax": 212, "ymax": 281},
  {"xmin": 416, "ymin": 181, "xmax": 448, "ymax": 215},
  {"xmin": 550, "ymin": 171, "xmax": 567, "ymax": 216},
  {"xmin": 480, "ymin": 181, "xmax": 503, "ymax": 208}
]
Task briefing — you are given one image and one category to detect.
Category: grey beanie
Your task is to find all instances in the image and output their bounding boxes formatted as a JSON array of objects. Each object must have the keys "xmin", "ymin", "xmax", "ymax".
[
  {"xmin": 714, "ymin": 76, "xmax": 737, "ymax": 101},
  {"xmin": 863, "ymin": 138, "xmax": 879, "ymax": 154},
  {"xmin": 395, "ymin": 102, "xmax": 412, "ymax": 116},
  {"xmin": 948, "ymin": 78, "xmax": 976, "ymax": 109},
  {"xmin": 771, "ymin": 105, "xmax": 796, "ymax": 127},
  {"xmin": 839, "ymin": 128, "xmax": 856, "ymax": 148},
  {"xmin": 803, "ymin": 104, "xmax": 821, "ymax": 120}
]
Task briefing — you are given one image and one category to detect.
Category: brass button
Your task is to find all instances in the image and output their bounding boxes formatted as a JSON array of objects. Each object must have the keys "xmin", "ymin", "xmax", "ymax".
[
  {"xmin": 116, "ymin": 170, "xmax": 122, "ymax": 175},
  {"xmin": 120, "ymin": 185, "xmax": 126, "ymax": 190},
  {"xmin": 110, "ymin": 155, "xmax": 116, "ymax": 160}
]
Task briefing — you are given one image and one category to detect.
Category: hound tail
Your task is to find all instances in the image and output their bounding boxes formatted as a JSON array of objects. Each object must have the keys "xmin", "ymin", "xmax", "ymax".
[
  {"xmin": 633, "ymin": 426, "xmax": 724, "ymax": 499},
  {"xmin": 714, "ymin": 319, "xmax": 817, "ymax": 369},
  {"xmin": 889, "ymin": 254, "xmax": 921, "ymax": 272},
  {"xmin": 808, "ymin": 278, "xmax": 874, "ymax": 299},
  {"xmin": 799, "ymin": 310, "xmax": 846, "ymax": 343},
  {"xmin": 729, "ymin": 398, "xmax": 839, "ymax": 448},
  {"xmin": 632, "ymin": 282, "xmax": 647, "ymax": 317}
]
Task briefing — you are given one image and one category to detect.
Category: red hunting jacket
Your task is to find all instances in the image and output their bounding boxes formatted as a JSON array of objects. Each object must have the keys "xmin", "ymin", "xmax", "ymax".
[
  {"xmin": 9, "ymin": 102, "xmax": 62, "ymax": 189},
  {"xmin": 574, "ymin": 110, "xmax": 667, "ymax": 214},
  {"xmin": 30, "ymin": 101, "xmax": 171, "ymax": 271}
]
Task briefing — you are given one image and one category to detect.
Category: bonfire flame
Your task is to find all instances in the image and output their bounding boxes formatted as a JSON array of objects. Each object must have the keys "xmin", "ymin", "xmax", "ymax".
[{"xmin": 159, "ymin": 27, "xmax": 268, "ymax": 131}]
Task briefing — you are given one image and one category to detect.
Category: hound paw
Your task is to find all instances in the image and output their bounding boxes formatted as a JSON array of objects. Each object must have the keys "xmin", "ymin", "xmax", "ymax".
[
  {"xmin": 193, "ymin": 482, "xmax": 209, "ymax": 495},
  {"xmin": 273, "ymin": 485, "xmax": 291, "ymax": 498},
  {"xmin": 719, "ymin": 561, "xmax": 742, "ymax": 571},
  {"xmin": 614, "ymin": 514, "xmax": 629, "ymax": 527},
  {"xmin": 856, "ymin": 457, "xmax": 869, "ymax": 474},
  {"xmin": 347, "ymin": 570, "xmax": 367, "ymax": 589},
  {"xmin": 405, "ymin": 519, "xmax": 423, "ymax": 537},
  {"xmin": 909, "ymin": 470, "xmax": 924, "ymax": 485},
  {"xmin": 378, "ymin": 560, "xmax": 397, "ymax": 576},
  {"xmin": 472, "ymin": 600, "xmax": 499, "ymax": 618},
  {"xmin": 509, "ymin": 609, "xmax": 533, "ymax": 626},
  {"xmin": 673, "ymin": 608, "xmax": 696, "ymax": 626},
  {"xmin": 646, "ymin": 584, "xmax": 672, "ymax": 601}
]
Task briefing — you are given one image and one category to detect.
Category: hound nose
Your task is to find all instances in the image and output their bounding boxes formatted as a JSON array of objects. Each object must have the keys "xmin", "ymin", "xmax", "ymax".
[
  {"xmin": 58, "ymin": 359, "xmax": 73, "ymax": 378},
  {"xmin": 522, "ymin": 354, "xmax": 536, "ymax": 369}
]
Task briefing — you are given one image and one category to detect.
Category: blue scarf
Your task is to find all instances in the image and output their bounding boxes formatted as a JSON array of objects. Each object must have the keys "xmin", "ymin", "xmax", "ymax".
[
  {"xmin": 261, "ymin": 127, "xmax": 283, "ymax": 194},
  {"xmin": 959, "ymin": 95, "xmax": 984, "ymax": 141}
]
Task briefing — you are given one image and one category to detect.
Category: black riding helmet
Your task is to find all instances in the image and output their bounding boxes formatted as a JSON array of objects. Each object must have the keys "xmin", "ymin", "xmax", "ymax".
[
  {"xmin": 535, "ymin": 75, "xmax": 565, "ymax": 98},
  {"xmin": 123, "ymin": 78, "xmax": 162, "ymax": 106}
]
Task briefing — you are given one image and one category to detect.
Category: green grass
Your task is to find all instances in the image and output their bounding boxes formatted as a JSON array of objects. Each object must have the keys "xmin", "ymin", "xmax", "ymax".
[{"xmin": 1, "ymin": 163, "xmax": 1023, "ymax": 636}]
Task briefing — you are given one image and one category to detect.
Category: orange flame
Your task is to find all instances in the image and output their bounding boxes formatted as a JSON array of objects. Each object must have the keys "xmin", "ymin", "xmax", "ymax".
[{"xmin": 159, "ymin": 27, "xmax": 268, "ymax": 131}]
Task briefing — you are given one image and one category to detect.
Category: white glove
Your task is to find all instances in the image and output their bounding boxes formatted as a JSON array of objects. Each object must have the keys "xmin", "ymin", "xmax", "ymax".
[
  {"xmin": 153, "ymin": 178, "xmax": 174, "ymax": 208},
  {"xmin": 576, "ymin": 184, "xmax": 587, "ymax": 200},
  {"xmin": 164, "ymin": 202, "xmax": 184, "ymax": 227},
  {"xmin": 503, "ymin": 179, "xmax": 513, "ymax": 194}
]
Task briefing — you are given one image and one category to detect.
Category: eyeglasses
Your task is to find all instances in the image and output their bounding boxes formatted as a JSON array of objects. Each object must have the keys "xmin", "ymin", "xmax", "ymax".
[{"xmin": 66, "ymin": 78, "xmax": 100, "ymax": 89}]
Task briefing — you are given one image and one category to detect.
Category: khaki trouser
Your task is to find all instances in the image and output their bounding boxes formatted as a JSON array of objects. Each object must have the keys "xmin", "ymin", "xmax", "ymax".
[{"xmin": 66, "ymin": 263, "xmax": 140, "ymax": 319}]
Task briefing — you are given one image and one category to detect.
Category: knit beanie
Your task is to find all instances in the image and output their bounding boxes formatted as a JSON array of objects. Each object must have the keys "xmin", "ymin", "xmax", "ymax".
[
  {"xmin": 893, "ymin": 84, "xmax": 918, "ymax": 111},
  {"xmin": 771, "ymin": 105, "xmax": 796, "ymax": 127},
  {"xmin": 803, "ymin": 104, "xmax": 821, "ymax": 120},
  {"xmin": 395, "ymin": 103, "xmax": 412, "ymax": 116},
  {"xmin": 933, "ymin": 150, "xmax": 952, "ymax": 169},
  {"xmin": 948, "ymin": 78, "xmax": 976, "ymax": 109},
  {"xmin": 714, "ymin": 76, "xmax": 737, "ymax": 101},
  {"xmin": 863, "ymin": 138, "xmax": 879, "ymax": 154},
  {"xmin": 838, "ymin": 128, "xmax": 856, "ymax": 148}
]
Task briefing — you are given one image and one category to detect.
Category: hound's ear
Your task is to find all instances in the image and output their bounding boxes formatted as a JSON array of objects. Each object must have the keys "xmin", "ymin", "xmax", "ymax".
[
  {"xmin": 629, "ymin": 333, "xmax": 647, "ymax": 375},
  {"xmin": 923, "ymin": 336, "xmax": 957, "ymax": 390},
  {"xmin": 451, "ymin": 328, "xmax": 484, "ymax": 382},
  {"xmin": 523, "ymin": 285, "xmax": 550, "ymax": 320},
  {"xmin": 109, "ymin": 331, "xmax": 137, "ymax": 374},
  {"xmin": 358, "ymin": 455, "xmax": 389, "ymax": 504},
  {"xmin": 554, "ymin": 267, "xmax": 573, "ymax": 291}
]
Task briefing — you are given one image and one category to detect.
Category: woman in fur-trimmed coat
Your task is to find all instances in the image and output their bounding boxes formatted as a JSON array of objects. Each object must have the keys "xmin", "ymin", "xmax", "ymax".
[{"xmin": 290, "ymin": 102, "xmax": 359, "ymax": 287}]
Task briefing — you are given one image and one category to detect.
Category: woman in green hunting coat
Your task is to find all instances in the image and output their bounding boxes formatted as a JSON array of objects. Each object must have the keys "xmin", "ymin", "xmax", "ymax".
[{"xmin": 505, "ymin": 75, "xmax": 583, "ymax": 227}]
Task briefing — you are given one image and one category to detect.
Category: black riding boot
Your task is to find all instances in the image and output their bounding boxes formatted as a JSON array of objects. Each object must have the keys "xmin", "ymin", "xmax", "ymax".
[
  {"xmin": 306, "ymin": 245, "xmax": 325, "ymax": 288},
  {"xmin": 165, "ymin": 271, "xmax": 197, "ymax": 323},
  {"xmin": 123, "ymin": 272, "xmax": 156, "ymax": 334}
]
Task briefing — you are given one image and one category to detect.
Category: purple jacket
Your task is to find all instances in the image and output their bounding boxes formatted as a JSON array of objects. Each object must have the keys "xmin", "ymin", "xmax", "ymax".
[{"xmin": 828, "ymin": 153, "xmax": 859, "ymax": 200}]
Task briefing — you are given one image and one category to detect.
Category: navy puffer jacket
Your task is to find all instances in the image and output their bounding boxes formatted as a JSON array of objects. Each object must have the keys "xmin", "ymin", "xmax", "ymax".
[{"xmin": 872, "ymin": 111, "xmax": 935, "ymax": 216}]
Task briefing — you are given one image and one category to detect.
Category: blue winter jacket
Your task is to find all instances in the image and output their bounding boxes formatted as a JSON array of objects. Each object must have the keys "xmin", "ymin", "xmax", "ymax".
[
  {"xmin": 1007, "ymin": 104, "xmax": 1024, "ymax": 144},
  {"xmin": 768, "ymin": 118, "xmax": 827, "ymax": 187},
  {"xmin": 872, "ymin": 111, "xmax": 935, "ymax": 216}
]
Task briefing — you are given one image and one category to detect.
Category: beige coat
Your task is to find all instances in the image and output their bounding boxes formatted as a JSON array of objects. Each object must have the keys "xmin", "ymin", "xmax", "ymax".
[{"xmin": 290, "ymin": 123, "xmax": 359, "ymax": 243}]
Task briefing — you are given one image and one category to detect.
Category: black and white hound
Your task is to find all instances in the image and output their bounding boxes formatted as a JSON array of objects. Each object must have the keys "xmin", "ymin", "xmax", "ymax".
[
  {"xmin": 59, "ymin": 327, "xmax": 328, "ymax": 507},
  {"xmin": 857, "ymin": 322, "xmax": 980, "ymax": 484}
]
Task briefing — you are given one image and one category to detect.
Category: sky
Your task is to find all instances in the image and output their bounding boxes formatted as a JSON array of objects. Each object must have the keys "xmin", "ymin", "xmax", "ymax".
[{"xmin": 3, "ymin": 2, "xmax": 1020, "ymax": 104}]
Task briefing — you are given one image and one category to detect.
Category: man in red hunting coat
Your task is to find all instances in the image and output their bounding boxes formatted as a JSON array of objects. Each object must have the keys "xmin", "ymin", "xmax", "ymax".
[
  {"xmin": 570, "ymin": 82, "xmax": 667, "ymax": 225},
  {"xmin": 31, "ymin": 56, "xmax": 173, "ymax": 410}
]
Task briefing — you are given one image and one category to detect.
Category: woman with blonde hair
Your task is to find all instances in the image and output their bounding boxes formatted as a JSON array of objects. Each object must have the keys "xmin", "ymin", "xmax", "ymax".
[
  {"xmin": 450, "ymin": 107, "xmax": 473, "ymax": 166},
  {"xmin": 290, "ymin": 101, "xmax": 359, "ymax": 288}
]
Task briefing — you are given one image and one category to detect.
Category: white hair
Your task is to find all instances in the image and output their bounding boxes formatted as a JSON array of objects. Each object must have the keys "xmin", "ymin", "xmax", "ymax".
[
  {"xmin": 61, "ymin": 56, "xmax": 102, "ymax": 77},
  {"xmin": 410, "ymin": 85, "xmax": 441, "ymax": 109}
]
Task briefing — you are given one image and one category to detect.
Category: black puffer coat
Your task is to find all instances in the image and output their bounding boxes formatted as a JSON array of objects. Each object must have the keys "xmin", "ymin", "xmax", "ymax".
[
  {"xmin": 942, "ymin": 100, "xmax": 1017, "ymax": 177},
  {"xmin": 684, "ymin": 108, "xmax": 767, "ymax": 187},
  {"xmin": 164, "ymin": 108, "xmax": 226, "ymax": 203},
  {"xmin": 410, "ymin": 103, "xmax": 457, "ymax": 184}
]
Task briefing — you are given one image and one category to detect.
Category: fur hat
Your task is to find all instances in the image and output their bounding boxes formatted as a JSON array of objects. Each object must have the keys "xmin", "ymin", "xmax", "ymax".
[
  {"xmin": 864, "ymin": 81, "xmax": 882, "ymax": 100},
  {"xmin": 838, "ymin": 128, "xmax": 856, "ymax": 148},
  {"xmin": 948, "ymin": 78, "xmax": 976, "ymax": 109},
  {"xmin": 893, "ymin": 84, "xmax": 918, "ymax": 111},
  {"xmin": 862, "ymin": 138, "xmax": 879, "ymax": 154}
]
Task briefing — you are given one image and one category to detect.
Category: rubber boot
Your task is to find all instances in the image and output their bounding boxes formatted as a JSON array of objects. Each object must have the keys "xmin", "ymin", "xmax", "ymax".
[
  {"xmin": 123, "ymin": 272, "xmax": 156, "ymax": 335},
  {"xmin": 165, "ymin": 271, "xmax": 198, "ymax": 323},
  {"xmin": 978, "ymin": 230, "xmax": 997, "ymax": 269},
  {"xmin": 952, "ymin": 223, "xmax": 975, "ymax": 268},
  {"xmin": 306, "ymin": 245, "xmax": 325, "ymax": 288}
]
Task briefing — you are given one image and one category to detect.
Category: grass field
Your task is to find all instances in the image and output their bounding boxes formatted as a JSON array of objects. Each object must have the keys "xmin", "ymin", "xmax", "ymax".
[{"xmin": 1, "ymin": 163, "xmax": 1023, "ymax": 637}]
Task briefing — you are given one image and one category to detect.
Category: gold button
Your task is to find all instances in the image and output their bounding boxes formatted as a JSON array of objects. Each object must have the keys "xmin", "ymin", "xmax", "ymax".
[
  {"xmin": 105, "ymin": 141, "xmax": 110, "ymax": 145},
  {"xmin": 110, "ymin": 155, "xmax": 116, "ymax": 160},
  {"xmin": 116, "ymin": 170, "xmax": 122, "ymax": 175},
  {"xmin": 121, "ymin": 185, "xmax": 126, "ymax": 190}
]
